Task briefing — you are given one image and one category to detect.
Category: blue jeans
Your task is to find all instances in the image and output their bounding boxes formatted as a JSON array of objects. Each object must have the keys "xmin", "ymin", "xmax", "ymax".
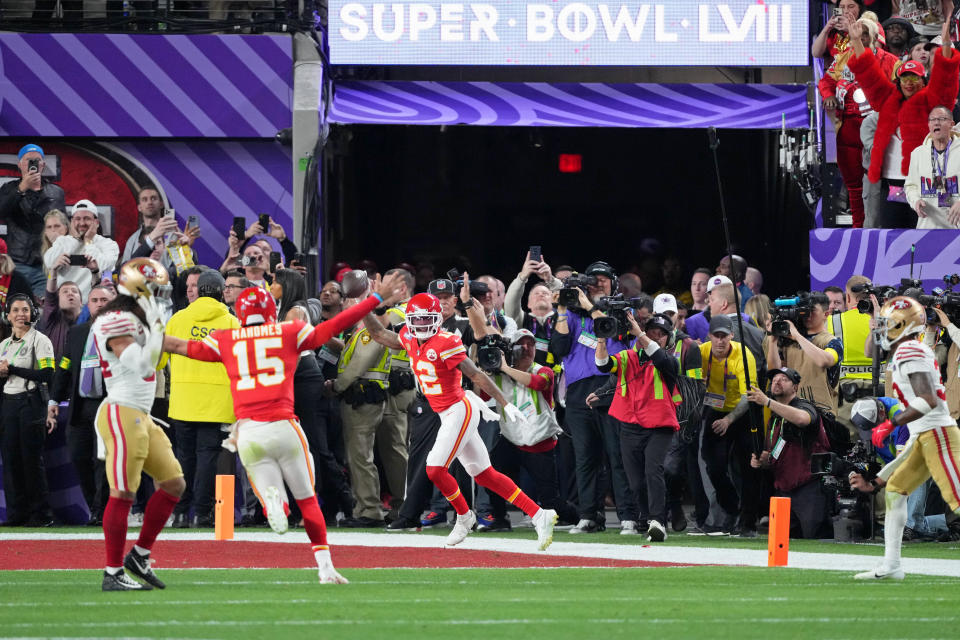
[{"xmin": 14, "ymin": 263, "xmax": 47, "ymax": 299}]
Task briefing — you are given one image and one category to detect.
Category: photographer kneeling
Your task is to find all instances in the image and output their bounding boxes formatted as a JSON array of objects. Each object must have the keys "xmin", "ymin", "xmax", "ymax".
[
  {"xmin": 593, "ymin": 313, "xmax": 680, "ymax": 542},
  {"xmin": 747, "ymin": 368, "xmax": 832, "ymax": 539},
  {"xmin": 482, "ymin": 329, "xmax": 578, "ymax": 530}
]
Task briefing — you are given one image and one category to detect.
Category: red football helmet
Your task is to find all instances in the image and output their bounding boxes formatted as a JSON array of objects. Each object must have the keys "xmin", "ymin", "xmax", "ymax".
[
  {"xmin": 405, "ymin": 292, "xmax": 442, "ymax": 339},
  {"xmin": 236, "ymin": 286, "xmax": 277, "ymax": 327}
]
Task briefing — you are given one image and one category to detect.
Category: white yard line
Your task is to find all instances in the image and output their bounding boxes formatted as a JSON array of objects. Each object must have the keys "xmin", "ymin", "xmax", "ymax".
[{"xmin": 3, "ymin": 531, "xmax": 960, "ymax": 577}]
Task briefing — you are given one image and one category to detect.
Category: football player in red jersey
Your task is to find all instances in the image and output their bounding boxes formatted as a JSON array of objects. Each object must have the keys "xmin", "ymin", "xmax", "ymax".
[
  {"xmin": 363, "ymin": 286, "xmax": 559, "ymax": 550},
  {"xmin": 163, "ymin": 272, "xmax": 406, "ymax": 584}
]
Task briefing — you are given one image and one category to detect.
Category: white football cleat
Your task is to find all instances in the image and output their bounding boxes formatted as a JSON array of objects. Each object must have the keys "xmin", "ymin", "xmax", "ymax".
[
  {"xmin": 264, "ymin": 486, "xmax": 288, "ymax": 535},
  {"xmin": 318, "ymin": 566, "xmax": 349, "ymax": 584},
  {"xmin": 533, "ymin": 509, "xmax": 558, "ymax": 551},
  {"xmin": 854, "ymin": 566, "xmax": 905, "ymax": 581},
  {"xmin": 445, "ymin": 510, "xmax": 477, "ymax": 546}
]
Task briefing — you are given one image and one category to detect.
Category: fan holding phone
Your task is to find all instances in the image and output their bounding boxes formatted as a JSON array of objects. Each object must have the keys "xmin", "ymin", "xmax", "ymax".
[
  {"xmin": 42, "ymin": 199, "xmax": 120, "ymax": 303},
  {"xmin": 0, "ymin": 144, "xmax": 67, "ymax": 298}
]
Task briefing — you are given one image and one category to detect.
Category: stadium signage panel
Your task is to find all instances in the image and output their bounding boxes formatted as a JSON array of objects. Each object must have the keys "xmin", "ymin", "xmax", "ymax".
[{"xmin": 328, "ymin": 1, "xmax": 809, "ymax": 66}]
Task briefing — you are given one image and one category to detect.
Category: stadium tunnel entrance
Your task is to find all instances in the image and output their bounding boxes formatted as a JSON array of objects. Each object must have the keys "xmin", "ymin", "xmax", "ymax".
[{"xmin": 322, "ymin": 124, "xmax": 813, "ymax": 295}]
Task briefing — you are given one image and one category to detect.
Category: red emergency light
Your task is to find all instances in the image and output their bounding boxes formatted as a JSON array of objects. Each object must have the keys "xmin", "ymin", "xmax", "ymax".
[{"xmin": 558, "ymin": 153, "xmax": 582, "ymax": 173}]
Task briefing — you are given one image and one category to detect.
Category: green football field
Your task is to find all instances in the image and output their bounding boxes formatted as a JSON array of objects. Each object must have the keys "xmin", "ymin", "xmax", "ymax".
[{"xmin": 3, "ymin": 566, "xmax": 960, "ymax": 639}]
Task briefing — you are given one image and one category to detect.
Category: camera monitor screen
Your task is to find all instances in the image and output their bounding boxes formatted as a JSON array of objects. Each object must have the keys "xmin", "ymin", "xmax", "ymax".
[{"xmin": 328, "ymin": 0, "xmax": 809, "ymax": 66}]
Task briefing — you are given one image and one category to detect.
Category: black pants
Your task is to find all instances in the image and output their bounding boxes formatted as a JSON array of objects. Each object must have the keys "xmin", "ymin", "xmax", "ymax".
[
  {"xmin": 0, "ymin": 391, "xmax": 51, "ymax": 523},
  {"xmin": 294, "ymin": 377, "xmax": 351, "ymax": 510},
  {"xmin": 398, "ymin": 396, "xmax": 470, "ymax": 521},
  {"xmin": 878, "ymin": 178, "xmax": 919, "ymax": 228},
  {"xmin": 619, "ymin": 425, "xmax": 674, "ymax": 525},
  {"xmin": 66, "ymin": 399, "xmax": 108, "ymax": 518},
  {"xmin": 700, "ymin": 409, "xmax": 761, "ymax": 529},
  {"xmin": 564, "ymin": 376, "xmax": 638, "ymax": 521},
  {"xmin": 487, "ymin": 437, "xmax": 578, "ymax": 524},
  {"xmin": 664, "ymin": 430, "xmax": 709, "ymax": 526},
  {"xmin": 171, "ymin": 421, "xmax": 223, "ymax": 519}
]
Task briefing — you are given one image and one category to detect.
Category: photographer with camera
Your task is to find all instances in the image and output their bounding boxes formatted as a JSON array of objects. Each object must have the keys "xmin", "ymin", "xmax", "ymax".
[
  {"xmin": 475, "ymin": 329, "xmax": 577, "ymax": 530},
  {"xmin": 747, "ymin": 368, "xmax": 832, "ymax": 538},
  {"xmin": 0, "ymin": 144, "xmax": 66, "ymax": 298},
  {"xmin": 550, "ymin": 261, "xmax": 640, "ymax": 534},
  {"xmin": 848, "ymin": 296, "xmax": 960, "ymax": 580},
  {"xmin": 592, "ymin": 313, "xmax": 682, "ymax": 542},
  {"xmin": 698, "ymin": 315, "xmax": 759, "ymax": 536},
  {"xmin": 767, "ymin": 292, "xmax": 844, "ymax": 443}
]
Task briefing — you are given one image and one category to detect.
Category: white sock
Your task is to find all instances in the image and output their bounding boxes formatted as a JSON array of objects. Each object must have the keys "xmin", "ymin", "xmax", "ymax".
[
  {"xmin": 883, "ymin": 491, "xmax": 908, "ymax": 570},
  {"xmin": 106, "ymin": 566, "xmax": 122, "ymax": 575},
  {"xmin": 314, "ymin": 547, "xmax": 332, "ymax": 569},
  {"xmin": 133, "ymin": 545, "xmax": 149, "ymax": 556},
  {"xmin": 533, "ymin": 508, "xmax": 544, "ymax": 522}
]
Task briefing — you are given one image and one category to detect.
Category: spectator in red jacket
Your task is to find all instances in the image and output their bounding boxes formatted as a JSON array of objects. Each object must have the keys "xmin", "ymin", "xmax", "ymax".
[
  {"xmin": 821, "ymin": 16, "xmax": 901, "ymax": 227},
  {"xmin": 848, "ymin": 10, "xmax": 960, "ymax": 227}
]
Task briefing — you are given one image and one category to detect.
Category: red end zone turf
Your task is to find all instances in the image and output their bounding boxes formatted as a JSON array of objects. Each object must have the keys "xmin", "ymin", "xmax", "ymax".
[{"xmin": 0, "ymin": 540, "xmax": 689, "ymax": 570}]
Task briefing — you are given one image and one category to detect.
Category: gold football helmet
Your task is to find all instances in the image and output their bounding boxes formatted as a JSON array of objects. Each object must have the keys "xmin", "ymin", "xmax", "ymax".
[
  {"xmin": 875, "ymin": 296, "xmax": 926, "ymax": 350},
  {"xmin": 118, "ymin": 258, "xmax": 170, "ymax": 300}
]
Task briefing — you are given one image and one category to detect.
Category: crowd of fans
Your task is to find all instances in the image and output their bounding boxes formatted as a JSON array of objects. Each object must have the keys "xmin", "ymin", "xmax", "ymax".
[
  {"xmin": 1, "ymin": 143, "xmax": 958, "ymax": 544},
  {"xmin": 816, "ymin": 0, "xmax": 960, "ymax": 229}
]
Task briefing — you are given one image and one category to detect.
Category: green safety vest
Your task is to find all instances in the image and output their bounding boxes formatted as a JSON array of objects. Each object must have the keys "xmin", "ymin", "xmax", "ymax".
[
  {"xmin": 338, "ymin": 328, "xmax": 391, "ymax": 389},
  {"xmin": 614, "ymin": 349, "xmax": 682, "ymax": 403},
  {"xmin": 386, "ymin": 305, "xmax": 411, "ymax": 367}
]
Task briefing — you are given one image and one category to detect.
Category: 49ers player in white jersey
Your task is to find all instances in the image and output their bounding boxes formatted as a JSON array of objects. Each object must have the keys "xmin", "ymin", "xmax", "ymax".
[
  {"xmin": 163, "ymin": 272, "xmax": 407, "ymax": 584},
  {"xmin": 850, "ymin": 296, "xmax": 960, "ymax": 580},
  {"xmin": 363, "ymin": 287, "xmax": 558, "ymax": 551},
  {"xmin": 93, "ymin": 258, "xmax": 185, "ymax": 592}
]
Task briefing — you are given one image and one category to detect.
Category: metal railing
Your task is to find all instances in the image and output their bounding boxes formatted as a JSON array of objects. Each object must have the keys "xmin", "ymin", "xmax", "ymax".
[{"xmin": 0, "ymin": 0, "xmax": 323, "ymax": 33}]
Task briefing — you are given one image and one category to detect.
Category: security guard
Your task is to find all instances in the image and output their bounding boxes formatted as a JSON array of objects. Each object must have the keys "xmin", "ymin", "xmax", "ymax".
[
  {"xmin": 335, "ymin": 313, "xmax": 391, "ymax": 527},
  {"xmin": 828, "ymin": 276, "xmax": 877, "ymax": 438},
  {"xmin": 165, "ymin": 269, "xmax": 238, "ymax": 527}
]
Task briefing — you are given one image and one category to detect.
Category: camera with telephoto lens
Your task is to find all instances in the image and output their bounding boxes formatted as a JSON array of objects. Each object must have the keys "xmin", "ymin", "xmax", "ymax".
[
  {"xmin": 918, "ymin": 274, "xmax": 960, "ymax": 325},
  {"xmin": 851, "ymin": 282, "xmax": 897, "ymax": 315},
  {"xmin": 810, "ymin": 441, "xmax": 881, "ymax": 541},
  {"xmin": 771, "ymin": 292, "xmax": 815, "ymax": 338},
  {"xmin": 558, "ymin": 273, "xmax": 598, "ymax": 309},
  {"xmin": 476, "ymin": 334, "xmax": 514, "ymax": 373},
  {"xmin": 593, "ymin": 295, "xmax": 646, "ymax": 339}
]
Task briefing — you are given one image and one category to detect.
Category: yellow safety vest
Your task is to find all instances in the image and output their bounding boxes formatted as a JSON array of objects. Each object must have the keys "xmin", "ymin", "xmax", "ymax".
[
  {"xmin": 337, "ymin": 328, "xmax": 391, "ymax": 389},
  {"xmin": 828, "ymin": 308, "xmax": 873, "ymax": 380},
  {"xmin": 386, "ymin": 305, "xmax": 411, "ymax": 368},
  {"xmin": 673, "ymin": 338, "xmax": 703, "ymax": 380}
]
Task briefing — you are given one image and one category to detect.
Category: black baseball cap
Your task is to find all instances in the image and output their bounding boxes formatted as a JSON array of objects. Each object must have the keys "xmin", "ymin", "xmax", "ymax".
[
  {"xmin": 768, "ymin": 367, "xmax": 801, "ymax": 385},
  {"xmin": 708, "ymin": 314, "xmax": 734, "ymax": 336},
  {"xmin": 428, "ymin": 279, "xmax": 455, "ymax": 296},
  {"xmin": 646, "ymin": 313, "xmax": 674, "ymax": 335}
]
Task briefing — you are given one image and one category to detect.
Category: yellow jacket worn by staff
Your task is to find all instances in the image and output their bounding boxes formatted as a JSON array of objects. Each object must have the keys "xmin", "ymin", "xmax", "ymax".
[{"xmin": 166, "ymin": 296, "xmax": 240, "ymax": 423}]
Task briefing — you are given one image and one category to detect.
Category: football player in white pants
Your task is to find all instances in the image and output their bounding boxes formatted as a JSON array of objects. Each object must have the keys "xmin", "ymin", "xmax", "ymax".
[
  {"xmin": 850, "ymin": 297, "xmax": 960, "ymax": 580},
  {"xmin": 164, "ymin": 273, "xmax": 407, "ymax": 584}
]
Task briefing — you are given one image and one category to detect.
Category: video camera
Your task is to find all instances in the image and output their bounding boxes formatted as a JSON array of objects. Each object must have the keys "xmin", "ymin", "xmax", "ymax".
[
  {"xmin": 917, "ymin": 274, "xmax": 960, "ymax": 325},
  {"xmin": 771, "ymin": 292, "xmax": 816, "ymax": 338},
  {"xmin": 476, "ymin": 333, "xmax": 514, "ymax": 373},
  {"xmin": 558, "ymin": 273, "xmax": 598, "ymax": 309},
  {"xmin": 592, "ymin": 295, "xmax": 647, "ymax": 339},
  {"xmin": 810, "ymin": 441, "xmax": 881, "ymax": 541}
]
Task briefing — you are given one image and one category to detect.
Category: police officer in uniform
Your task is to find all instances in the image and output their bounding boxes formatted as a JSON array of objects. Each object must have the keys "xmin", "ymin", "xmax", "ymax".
[
  {"xmin": 828, "ymin": 276, "xmax": 877, "ymax": 439},
  {"xmin": 336, "ymin": 311, "xmax": 392, "ymax": 527}
]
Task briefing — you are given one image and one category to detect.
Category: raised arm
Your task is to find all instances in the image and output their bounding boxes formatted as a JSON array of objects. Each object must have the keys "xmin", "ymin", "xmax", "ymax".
[
  {"xmin": 458, "ymin": 357, "xmax": 509, "ymax": 407},
  {"xmin": 303, "ymin": 272, "xmax": 406, "ymax": 351}
]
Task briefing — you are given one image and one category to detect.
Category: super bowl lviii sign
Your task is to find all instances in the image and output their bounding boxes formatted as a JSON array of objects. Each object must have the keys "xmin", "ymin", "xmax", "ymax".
[{"xmin": 328, "ymin": 0, "xmax": 810, "ymax": 66}]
